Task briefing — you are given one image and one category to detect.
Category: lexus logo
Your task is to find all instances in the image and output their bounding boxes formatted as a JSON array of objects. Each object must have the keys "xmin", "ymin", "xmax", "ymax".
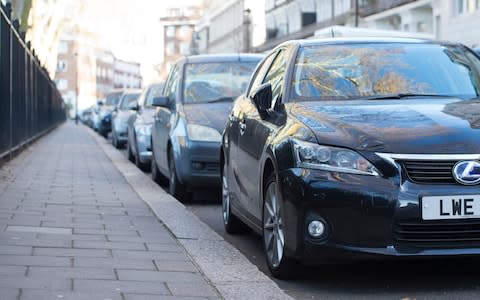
[{"xmin": 453, "ymin": 161, "xmax": 480, "ymax": 185}]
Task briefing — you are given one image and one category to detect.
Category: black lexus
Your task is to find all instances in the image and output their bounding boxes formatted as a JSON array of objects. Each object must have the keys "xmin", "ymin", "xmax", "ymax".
[{"xmin": 221, "ymin": 38, "xmax": 480, "ymax": 278}]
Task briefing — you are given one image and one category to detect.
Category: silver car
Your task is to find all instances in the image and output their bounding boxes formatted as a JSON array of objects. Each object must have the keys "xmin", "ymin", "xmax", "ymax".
[
  {"xmin": 127, "ymin": 83, "xmax": 164, "ymax": 171},
  {"xmin": 111, "ymin": 90, "xmax": 141, "ymax": 148}
]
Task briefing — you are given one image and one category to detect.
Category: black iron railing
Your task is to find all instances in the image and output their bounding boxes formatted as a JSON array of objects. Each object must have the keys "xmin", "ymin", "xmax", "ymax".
[{"xmin": 0, "ymin": 3, "xmax": 65, "ymax": 160}]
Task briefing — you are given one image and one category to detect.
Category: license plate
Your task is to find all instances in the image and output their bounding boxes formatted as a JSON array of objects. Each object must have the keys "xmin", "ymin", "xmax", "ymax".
[{"xmin": 422, "ymin": 195, "xmax": 480, "ymax": 220}]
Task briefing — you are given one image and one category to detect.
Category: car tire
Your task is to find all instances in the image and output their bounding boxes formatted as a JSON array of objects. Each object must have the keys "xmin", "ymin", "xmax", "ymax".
[
  {"xmin": 112, "ymin": 131, "xmax": 121, "ymax": 149},
  {"xmin": 168, "ymin": 148, "xmax": 189, "ymax": 202},
  {"xmin": 222, "ymin": 160, "xmax": 249, "ymax": 234},
  {"xmin": 151, "ymin": 151, "xmax": 168, "ymax": 186},
  {"xmin": 263, "ymin": 174, "xmax": 298, "ymax": 279},
  {"xmin": 127, "ymin": 139, "xmax": 135, "ymax": 163}
]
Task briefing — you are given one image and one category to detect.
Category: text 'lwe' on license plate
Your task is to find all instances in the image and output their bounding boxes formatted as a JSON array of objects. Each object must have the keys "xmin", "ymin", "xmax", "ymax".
[{"xmin": 422, "ymin": 195, "xmax": 480, "ymax": 220}]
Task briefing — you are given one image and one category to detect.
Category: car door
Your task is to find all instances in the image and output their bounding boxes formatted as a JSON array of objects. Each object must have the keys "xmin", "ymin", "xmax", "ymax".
[
  {"xmin": 153, "ymin": 64, "xmax": 180, "ymax": 175},
  {"xmin": 130, "ymin": 88, "xmax": 148, "ymax": 155},
  {"xmin": 236, "ymin": 49, "xmax": 288, "ymax": 220},
  {"xmin": 228, "ymin": 54, "xmax": 277, "ymax": 213}
]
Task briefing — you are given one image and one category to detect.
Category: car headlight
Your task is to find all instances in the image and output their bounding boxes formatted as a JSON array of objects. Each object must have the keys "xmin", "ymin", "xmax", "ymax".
[
  {"xmin": 187, "ymin": 124, "xmax": 221, "ymax": 142},
  {"xmin": 292, "ymin": 139, "xmax": 380, "ymax": 176},
  {"xmin": 136, "ymin": 124, "xmax": 151, "ymax": 136}
]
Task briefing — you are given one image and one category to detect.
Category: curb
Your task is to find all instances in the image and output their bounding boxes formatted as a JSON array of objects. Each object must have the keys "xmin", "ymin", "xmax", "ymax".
[{"xmin": 87, "ymin": 127, "xmax": 294, "ymax": 300}]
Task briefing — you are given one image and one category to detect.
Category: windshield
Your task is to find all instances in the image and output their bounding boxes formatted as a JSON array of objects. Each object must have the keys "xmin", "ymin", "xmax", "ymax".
[
  {"xmin": 183, "ymin": 61, "xmax": 259, "ymax": 104},
  {"xmin": 120, "ymin": 93, "xmax": 140, "ymax": 109},
  {"xmin": 291, "ymin": 43, "xmax": 480, "ymax": 101},
  {"xmin": 105, "ymin": 92, "xmax": 123, "ymax": 106}
]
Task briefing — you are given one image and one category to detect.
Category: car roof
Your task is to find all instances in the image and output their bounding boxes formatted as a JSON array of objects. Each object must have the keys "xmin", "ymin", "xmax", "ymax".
[
  {"xmin": 280, "ymin": 37, "xmax": 461, "ymax": 48},
  {"xmin": 184, "ymin": 53, "xmax": 264, "ymax": 64}
]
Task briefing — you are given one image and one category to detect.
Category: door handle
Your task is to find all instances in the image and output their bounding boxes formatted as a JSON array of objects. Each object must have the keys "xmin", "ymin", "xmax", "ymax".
[{"xmin": 239, "ymin": 119, "xmax": 246, "ymax": 135}]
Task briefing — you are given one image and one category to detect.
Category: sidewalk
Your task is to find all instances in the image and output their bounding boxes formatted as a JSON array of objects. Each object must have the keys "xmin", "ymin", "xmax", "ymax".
[{"xmin": 0, "ymin": 122, "xmax": 291, "ymax": 300}]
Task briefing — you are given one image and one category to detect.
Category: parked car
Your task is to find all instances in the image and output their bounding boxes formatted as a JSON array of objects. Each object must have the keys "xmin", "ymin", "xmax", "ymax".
[
  {"xmin": 127, "ymin": 82, "xmax": 164, "ymax": 171},
  {"xmin": 151, "ymin": 54, "xmax": 263, "ymax": 201},
  {"xmin": 221, "ymin": 38, "xmax": 480, "ymax": 278},
  {"xmin": 111, "ymin": 89, "xmax": 141, "ymax": 148},
  {"xmin": 81, "ymin": 106, "xmax": 94, "ymax": 127},
  {"xmin": 97, "ymin": 90, "xmax": 124, "ymax": 137}
]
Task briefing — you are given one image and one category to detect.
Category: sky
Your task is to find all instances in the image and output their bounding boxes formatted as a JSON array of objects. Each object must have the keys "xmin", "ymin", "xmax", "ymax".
[{"xmin": 79, "ymin": 0, "xmax": 201, "ymax": 84}]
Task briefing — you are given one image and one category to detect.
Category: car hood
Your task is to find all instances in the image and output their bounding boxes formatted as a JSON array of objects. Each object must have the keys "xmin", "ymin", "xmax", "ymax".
[
  {"xmin": 183, "ymin": 102, "xmax": 232, "ymax": 132},
  {"xmin": 290, "ymin": 98, "xmax": 480, "ymax": 154}
]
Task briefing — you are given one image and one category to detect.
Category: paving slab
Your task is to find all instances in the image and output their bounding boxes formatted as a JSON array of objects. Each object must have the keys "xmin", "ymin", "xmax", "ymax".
[{"xmin": 0, "ymin": 123, "xmax": 221, "ymax": 299}]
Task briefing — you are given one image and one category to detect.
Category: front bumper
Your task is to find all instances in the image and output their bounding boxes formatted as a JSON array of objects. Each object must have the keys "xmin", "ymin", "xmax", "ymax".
[
  {"xmin": 136, "ymin": 133, "xmax": 152, "ymax": 164},
  {"xmin": 278, "ymin": 168, "xmax": 480, "ymax": 262},
  {"xmin": 175, "ymin": 140, "xmax": 221, "ymax": 187}
]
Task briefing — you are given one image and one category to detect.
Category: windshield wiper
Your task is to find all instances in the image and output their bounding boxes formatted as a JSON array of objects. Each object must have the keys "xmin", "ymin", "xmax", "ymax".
[
  {"xmin": 363, "ymin": 93, "xmax": 459, "ymax": 100},
  {"xmin": 207, "ymin": 97, "xmax": 234, "ymax": 103}
]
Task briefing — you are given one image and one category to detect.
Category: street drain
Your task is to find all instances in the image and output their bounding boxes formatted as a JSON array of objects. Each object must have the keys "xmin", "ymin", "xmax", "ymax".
[{"xmin": 6, "ymin": 225, "xmax": 72, "ymax": 234}]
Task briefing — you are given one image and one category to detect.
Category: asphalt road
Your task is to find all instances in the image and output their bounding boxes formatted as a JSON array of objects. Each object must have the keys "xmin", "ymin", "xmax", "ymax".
[{"xmin": 106, "ymin": 132, "xmax": 480, "ymax": 300}]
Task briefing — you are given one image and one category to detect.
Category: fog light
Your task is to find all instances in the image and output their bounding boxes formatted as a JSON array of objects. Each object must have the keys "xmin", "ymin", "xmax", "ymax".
[
  {"xmin": 192, "ymin": 162, "xmax": 204, "ymax": 170},
  {"xmin": 308, "ymin": 220, "xmax": 325, "ymax": 238}
]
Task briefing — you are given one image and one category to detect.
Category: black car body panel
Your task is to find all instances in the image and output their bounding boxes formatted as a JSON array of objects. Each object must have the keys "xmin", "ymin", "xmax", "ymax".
[{"xmin": 222, "ymin": 38, "xmax": 480, "ymax": 269}]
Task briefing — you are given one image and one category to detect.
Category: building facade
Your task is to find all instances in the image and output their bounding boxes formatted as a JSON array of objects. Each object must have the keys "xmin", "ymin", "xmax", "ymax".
[
  {"xmin": 113, "ymin": 59, "xmax": 142, "ymax": 89},
  {"xmin": 159, "ymin": 6, "xmax": 203, "ymax": 79},
  {"xmin": 192, "ymin": 0, "xmax": 266, "ymax": 54},
  {"xmin": 364, "ymin": 0, "xmax": 480, "ymax": 47},
  {"xmin": 96, "ymin": 49, "xmax": 115, "ymax": 99},
  {"xmin": 54, "ymin": 27, "xmax": 97, "ymax": 114}
]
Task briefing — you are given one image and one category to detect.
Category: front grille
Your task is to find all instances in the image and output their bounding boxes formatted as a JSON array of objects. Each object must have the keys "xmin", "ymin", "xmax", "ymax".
[
  {"xmin": 205, "ymin": 162, "xmax": 220, "ymax": 173},
  {"xmin": 394, "ymin": 220, "xmax": 480, "ymax": 248},
  {"xmin": 401, "ymin": 160, "xmax": 457, "ymax": 184}
]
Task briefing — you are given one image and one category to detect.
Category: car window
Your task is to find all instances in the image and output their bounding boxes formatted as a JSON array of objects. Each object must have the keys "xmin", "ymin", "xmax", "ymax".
[
  {"xmin": 183, "ymin": 61, "xmax": 259, "ymax": 104},
  {"xmin": 247, "ymin": 53, "xmax": 277, "ymax": 98},
  {"xmin": 262, "ymin": 49, "xmax": 287, "ymax": 108},
  {"xmin": 119, "ymin": 93, "xmax": 140, "ymax": 110},
  {"xmin": 105, "ymin": 92, "xmax": 123, "ymax": 106},
  {"xmin": 164, "ymin": 65, "xmax": 179, "ymax": 104},
  {"xmin": 291, "ymin": 43, "xmax": 480, "ymax": 101},
  {"xmin": 145, "ymin": 84, "xmax": 165, "ymax": 107},
  {"xmin": 137, "ymin": 89, "xmax": 147, "ymax": 107}
]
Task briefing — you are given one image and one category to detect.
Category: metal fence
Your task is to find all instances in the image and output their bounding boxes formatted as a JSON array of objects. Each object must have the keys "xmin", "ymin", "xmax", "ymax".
[{"xmin": 0, "ymin": 3, "xmax": 65, "ymax": 159}]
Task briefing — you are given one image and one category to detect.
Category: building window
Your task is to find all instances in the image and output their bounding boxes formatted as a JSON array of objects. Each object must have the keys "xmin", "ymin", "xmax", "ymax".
[
  {"xmin": 166, "ymin": 41, "xmax": 176, "ymax": 56},
  {"xmin": 456, "ymin": 0, "xmax": 478, "ymax": 15},
  {"xmin": 179, "ymin": 25, "xmax": 191, "ymax": 37},
  {"xmin": 56, "ymin": 60, "xmax": 68, "ymax": 72},
  {"xmin": 58, "ymin": 41, "xmax": 68, "ymax": 54},
  {"xmin": 55, "ymin": 79, "xmax": 68, "ymax": 90},
  {"xmin": 180, "ymin": 42, "xmax": 190, "ymax": 55},
  {"xmin": 416, "ymin": 21, "xmax": 426, "ymax": 32},
  {"xmin": 166, "ymin": 26, "xmax": 176, "ymax": 38}
]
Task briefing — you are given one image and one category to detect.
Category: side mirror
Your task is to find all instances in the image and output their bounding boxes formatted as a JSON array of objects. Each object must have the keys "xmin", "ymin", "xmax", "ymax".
[
  {"xmin": 251, "ymin": 82, "xmax": 272, "ymax": 119},
  {"xmin": 97, "ymin": 100, "xmax": 104, "ymax": 106},
  {"xmin": 128, "ymin": 101, "xmax": 139, "ymax": 111},
  {"xmin": 152, "ymin": 96, "xmax": 169, "ymax": 107}
]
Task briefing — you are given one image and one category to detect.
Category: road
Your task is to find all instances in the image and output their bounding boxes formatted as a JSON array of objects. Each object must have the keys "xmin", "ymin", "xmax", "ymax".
[{"xmin": 109, "ymin": 133, "xmax": 480, "ymax": 300}]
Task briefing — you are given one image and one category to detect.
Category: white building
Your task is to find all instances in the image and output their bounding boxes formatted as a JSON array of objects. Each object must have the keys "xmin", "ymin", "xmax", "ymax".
[
  {"xmin": 193, "ymin": 0, "xmax": 266, "ymax": 54},
  {"xmin": 364, "ymin": 0, "xmax": 480, "ymax": 47}
]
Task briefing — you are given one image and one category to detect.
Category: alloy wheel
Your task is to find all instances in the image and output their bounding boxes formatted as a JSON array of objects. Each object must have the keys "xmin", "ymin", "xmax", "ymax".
[
  {"xmin": 263, "ymin": 181, "xmax": 285, "ymax": 268},
  {"xmin": 222, "ymin": 164, "xmax": 230, "ymax": 225}
]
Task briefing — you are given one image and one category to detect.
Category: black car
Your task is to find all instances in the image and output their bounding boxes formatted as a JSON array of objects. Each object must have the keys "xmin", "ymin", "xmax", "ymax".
[
  {"xmin": 221, "ymin": 38, "xmax": 480, "ymax": 278},
  {"xmin": 151, "ymin": 54, "xmax": 263, "ymax": 201},
  {"xmin": 127, "ymin": 82, "xmax": 164, "ymax": 171},
  {"xmin": 96, "ymin": 90, "xmax": 124, "ymax": 137}
]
